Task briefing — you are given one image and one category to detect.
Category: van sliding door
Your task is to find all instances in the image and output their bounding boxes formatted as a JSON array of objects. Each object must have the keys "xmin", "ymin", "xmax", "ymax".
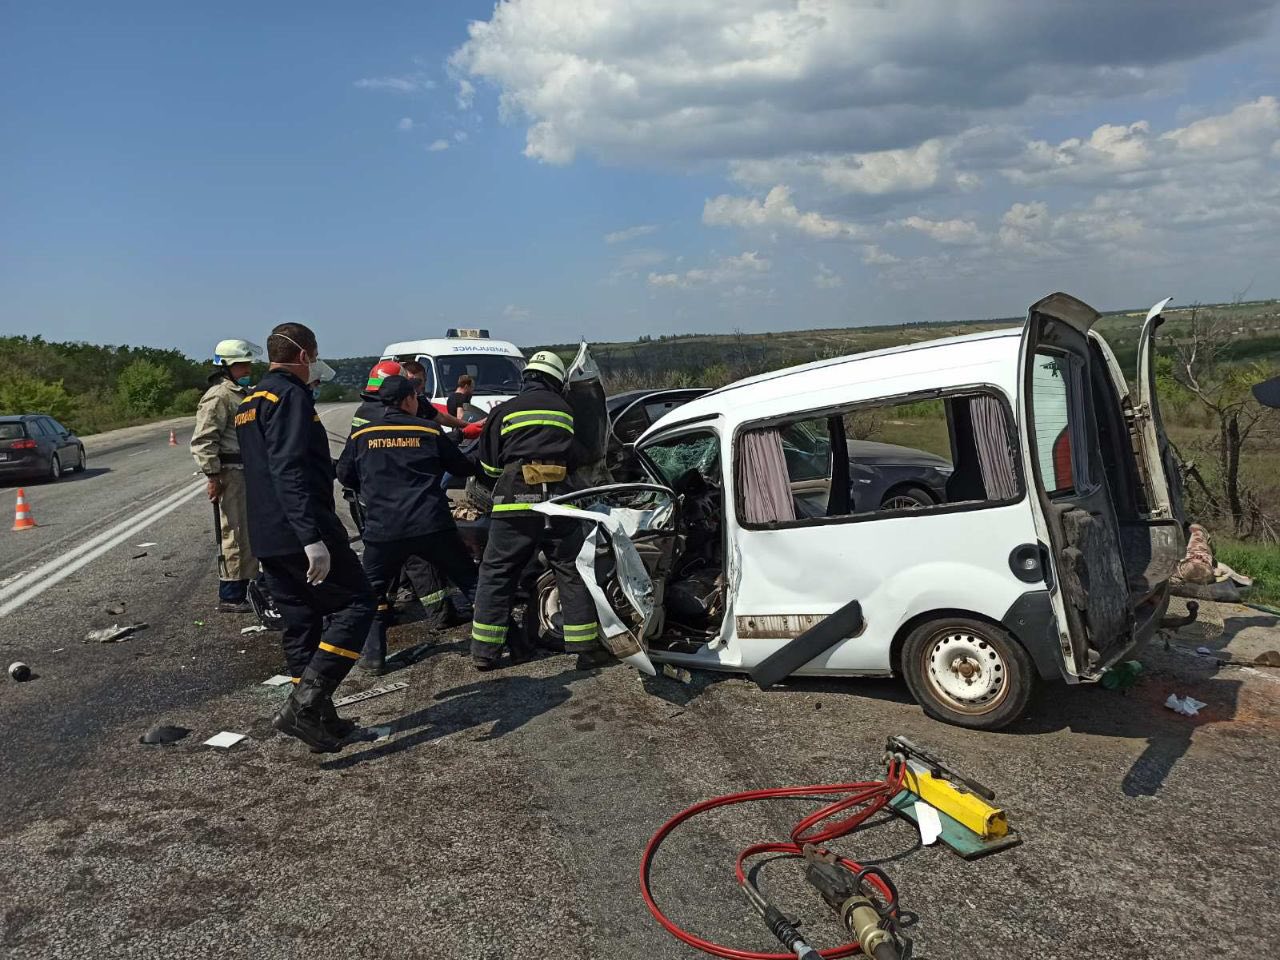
[{"xmin": 1019, "ymin": 293, "xmax": 1133, "ymax": 677}]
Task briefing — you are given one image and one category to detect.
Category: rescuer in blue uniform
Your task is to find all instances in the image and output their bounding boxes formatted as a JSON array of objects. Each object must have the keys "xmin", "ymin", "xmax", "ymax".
[
  {"xmin": 237, "ymin": 322, "xmax": 375, "ymax": 753},
  {"xmin": 469, "ymin": 351, "xmax": 604, "ymax": 670},
  {"xmin": 336, "ymin": 375, "xmax": 480, "ymax": 673}
]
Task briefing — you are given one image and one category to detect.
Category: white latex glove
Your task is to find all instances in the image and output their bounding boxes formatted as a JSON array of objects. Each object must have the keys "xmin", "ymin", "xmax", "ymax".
[{"xmin": 303, "ymin": 541, "xmax": 331, "ymax": 585}]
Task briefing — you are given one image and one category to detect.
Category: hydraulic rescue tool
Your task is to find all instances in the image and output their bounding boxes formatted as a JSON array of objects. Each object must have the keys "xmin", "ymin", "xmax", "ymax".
[{"xmin": 641, "ymin": 737, "xmax": 1017, "ymax": 958}]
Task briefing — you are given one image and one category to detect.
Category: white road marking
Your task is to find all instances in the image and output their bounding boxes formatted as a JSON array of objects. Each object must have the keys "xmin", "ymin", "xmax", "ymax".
[{"xmin": 0, "ymin": 481, "xmax": 204, "ymax": 618}]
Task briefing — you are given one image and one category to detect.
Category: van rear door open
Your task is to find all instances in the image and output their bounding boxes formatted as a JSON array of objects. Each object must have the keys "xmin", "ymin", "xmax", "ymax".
[
  {"xmin": 1018, "ymin": 293, "xmax": 1133, "ymax": 678},
  {"xmin": 1135, "ymin": 298, "xmax": 1188, "ymax": 525}
]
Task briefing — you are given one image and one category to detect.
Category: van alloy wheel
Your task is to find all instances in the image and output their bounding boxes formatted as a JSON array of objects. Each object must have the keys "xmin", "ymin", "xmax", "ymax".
[{"xmin": 922, "ymin": 630, "xmax": 1009, "ymax": 714}]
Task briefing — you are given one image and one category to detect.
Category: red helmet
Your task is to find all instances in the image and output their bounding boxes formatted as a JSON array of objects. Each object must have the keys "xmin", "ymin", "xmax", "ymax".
[{"xmin": 365, "ymin": 360, "xmax": 403, "ymax": 395}]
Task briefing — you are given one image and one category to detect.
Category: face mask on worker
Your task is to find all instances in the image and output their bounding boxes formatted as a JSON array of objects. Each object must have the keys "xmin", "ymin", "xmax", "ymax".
[
  {"xmin": 310, "ymin": 385, "xmax": 321, "ymax": 400},
  {"xmin": 236, "ymin": 374, "xmax": 254, "ymax": 387},
  {"xmin": 271, "ymin": 333, "xmax": 319, "ymax": 374}
]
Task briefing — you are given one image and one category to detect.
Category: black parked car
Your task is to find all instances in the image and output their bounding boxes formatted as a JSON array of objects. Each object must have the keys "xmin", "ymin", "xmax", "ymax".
[{"xmin": 0, "ymin": 414, "xmax": 86, "ymax": 483}]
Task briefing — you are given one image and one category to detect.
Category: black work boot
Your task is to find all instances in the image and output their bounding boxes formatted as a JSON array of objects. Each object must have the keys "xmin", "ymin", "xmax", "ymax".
[
  {"xmin": 572, "ymin": 645, "xmax": 613, "ymax": 671},
  {"xmin": 357, "ymin": 621, "xmax": 387, "ymax": 675},
  {"xmin": 321, "ymin": 699, "xmax": 358, "ymax": 740},
  {"xmin": 272, "ymin": 672, "xmax": 342, "ymax": 753}
]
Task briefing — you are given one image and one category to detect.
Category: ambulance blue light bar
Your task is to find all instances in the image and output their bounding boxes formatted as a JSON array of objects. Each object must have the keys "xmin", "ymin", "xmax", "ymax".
[{"xmin": 446, "ymin": 328, "xmax": 490, "ymax": 339}]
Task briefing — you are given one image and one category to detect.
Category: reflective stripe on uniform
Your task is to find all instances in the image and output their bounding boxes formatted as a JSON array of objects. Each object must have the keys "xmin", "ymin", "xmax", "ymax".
[
  {"xmin": 350, "ymin": 423, "xmax": 441, "ymax": 441},
  {"xmin": 471, "ymin": 622, "xmax": 508, "ymax": 644},
  {"xmin": 563, "ymin": 623, "xmax": 598, "ymax": 643},
  {"xmin": 318, "ymin": 641, "xmax": 361, "ymax": 660},
  {"xmin": 491, "ymin": 502, "xmax": 535, "ymax": 513},
  {"xmin": 240, "ymin": 390, "xmax": 280, "ymax": 404},
  {"xmin": 500, "ymin": 409, "xmax": 574, "ymax": 436},
  {"xmin": 351, "ymin": 416, "xmax": 370, "ymax": 427},
  {"xmin": 420, "ymin": 590, "xmax": 446, "ymax": 606},
  {"xmin": 480, "ymin": 460, "xmax": 503, "ymax": 478}
]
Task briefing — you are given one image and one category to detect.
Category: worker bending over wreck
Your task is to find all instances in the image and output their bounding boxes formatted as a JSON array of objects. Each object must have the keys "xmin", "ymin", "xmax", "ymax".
[
  {"xmin": 470, "ymin": 351, "xmax": 605, "ymax": 671},
  {"xmin": 237, "ymin": 322, "xmax": 375, "ymax": 753},
  {"xmin": 337, "ymin": 375, "xmax": 480, "ymax": 674}
]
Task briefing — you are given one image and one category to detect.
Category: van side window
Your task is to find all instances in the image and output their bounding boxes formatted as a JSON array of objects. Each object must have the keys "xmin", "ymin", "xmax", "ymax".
[
  {"xmin": 1030, "ymin": 352, "xmax": 1077, "ymax": 496},
  {"xmin": 736, "ymin": 390, "xmax": 1021, "ymax": 527}
]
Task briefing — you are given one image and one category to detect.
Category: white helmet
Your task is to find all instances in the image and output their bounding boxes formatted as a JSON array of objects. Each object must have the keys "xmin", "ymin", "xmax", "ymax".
[
  {"xmin": 213, "ymin": 339, "xmax": 263, "ymax": 365},
  {"xmin": 523, "ymin": 350, "xmax": 567, "ymax": 385}
]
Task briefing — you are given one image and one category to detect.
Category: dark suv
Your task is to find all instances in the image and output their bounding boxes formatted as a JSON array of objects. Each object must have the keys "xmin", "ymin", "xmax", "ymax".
[{"xmin": 0, "ymin": 415, "xmax": 86, "ymax": 483}]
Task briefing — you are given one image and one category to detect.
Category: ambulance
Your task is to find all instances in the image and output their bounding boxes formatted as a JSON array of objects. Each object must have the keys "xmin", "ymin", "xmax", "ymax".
[{"xmin": 378, "ymin": 329, "xmax": 526, "ymax": 417}]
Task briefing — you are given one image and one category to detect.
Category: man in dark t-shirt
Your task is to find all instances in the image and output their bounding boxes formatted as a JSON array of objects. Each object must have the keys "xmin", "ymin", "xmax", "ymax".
[{"xmin": 446, "ymin": 374, "xmax": 475, "ymax": 421}]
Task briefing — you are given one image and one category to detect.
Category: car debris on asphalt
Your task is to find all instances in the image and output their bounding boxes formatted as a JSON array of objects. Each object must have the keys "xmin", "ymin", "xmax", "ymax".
[
  {"xmin": 83, "ymin": 622, "xmax": 149, "ymax": 643},
  {"xmin": 261, "ymin": 675, "xmax": 293, "ymax": 686},
  {"xmin": 332, "ymin": 681, "xmax": 409, "ymax": 707},
  {"xmin": 139, "ymin": 724, "xmax": 190, "ymax": 745},
  {"xmin": 240, "ymin": 624, "xmax": 267, "ymax": 635},
  {"xmin": 8, "ymin": 661, "xmax": 32, "ymax": 682}
]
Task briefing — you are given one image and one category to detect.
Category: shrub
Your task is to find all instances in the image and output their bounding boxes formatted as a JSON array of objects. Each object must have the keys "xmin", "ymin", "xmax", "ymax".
[
  {"xmin": 0, "ymin": 374, "xmax": 76, "ymax": 423},
  {"xmin": 116, "ymin": 360, "xmax": 174, "ymax": 415}
]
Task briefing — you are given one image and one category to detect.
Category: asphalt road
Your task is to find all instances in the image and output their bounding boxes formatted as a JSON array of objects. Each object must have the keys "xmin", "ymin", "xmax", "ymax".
[{"xmin": 2, "ymin": 408, "xmax": 1279, "ymax": 959}]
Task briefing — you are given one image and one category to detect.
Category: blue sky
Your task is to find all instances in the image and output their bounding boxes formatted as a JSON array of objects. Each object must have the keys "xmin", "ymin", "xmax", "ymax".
[{"xmin": 3, "ymin": 1, "xmax": 1279, "ymax": 358}]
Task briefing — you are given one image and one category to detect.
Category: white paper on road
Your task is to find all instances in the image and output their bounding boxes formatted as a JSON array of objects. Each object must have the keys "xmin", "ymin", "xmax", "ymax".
[
  {"xmin": 914, "ymin": 800, "xmax": 943, "ymax": 845},
  {"xmin": 261, "ymin": 675, "xmax": 293, "ymax": 687},
  {"xmin": 1164, "ymin": 694, "xmax": 1207, "ymax": 716},
  {"xmin": 203, "ymin": 731, "xmax": 247, "ymax": 748}
]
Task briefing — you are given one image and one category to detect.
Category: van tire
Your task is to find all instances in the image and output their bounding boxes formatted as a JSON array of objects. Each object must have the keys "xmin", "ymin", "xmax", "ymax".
[
  {"xmin": 901, "ymin": 616, "xmax": 1035, "ymax": 730},
  {"xmin": 464, "ymin": 476, "xmax": 494, "ymax": 512}
]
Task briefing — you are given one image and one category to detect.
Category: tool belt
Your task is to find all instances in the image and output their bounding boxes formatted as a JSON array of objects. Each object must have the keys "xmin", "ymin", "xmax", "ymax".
[{"xmin": 521, "ymin": 461, "xmax": 568, "ymax": 485}]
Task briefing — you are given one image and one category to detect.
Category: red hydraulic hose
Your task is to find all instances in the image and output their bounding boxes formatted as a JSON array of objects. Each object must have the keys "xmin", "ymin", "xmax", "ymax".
[{"xmin": 639, "ymin": 756, "xmax": 907, "ymax": 960}]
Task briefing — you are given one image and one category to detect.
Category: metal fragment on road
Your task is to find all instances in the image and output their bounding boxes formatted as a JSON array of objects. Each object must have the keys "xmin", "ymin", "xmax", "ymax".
[
  {"xmin": 136, "ymin": 542, "xmax": 158, "ymax": 548},
  {"xmin": 83, "ymin": 622, "xmax": 149, "ymax": 643},
  {"xmin": 333, "ymin": 681, "xmax": 409, "ymax": 707},
  {"xmin": 262, "ymin": 675, "xmax": 293, "ymax": 686},
  {"xmin": 203, "ymin": 731, "xmax": 248, "ymax": 748},
  {"xmin": 130, "ymin": 552, "xmax": 148, "ymax": 560},
  {"xmin": 240, "ymin": 624, "xmax": 267, "ymax": 635}
]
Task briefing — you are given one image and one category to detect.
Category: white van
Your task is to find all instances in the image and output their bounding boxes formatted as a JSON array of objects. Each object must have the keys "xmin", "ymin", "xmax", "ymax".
[
  {"xmin": 380, "ymin": 329, "xmax": 525, "ymax": 416},
  {"xmin": 547, "ymin": 293, "xmax": 1187, "ymax": 730}
]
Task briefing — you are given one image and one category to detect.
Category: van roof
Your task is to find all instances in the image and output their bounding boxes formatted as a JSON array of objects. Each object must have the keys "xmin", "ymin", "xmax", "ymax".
[
  {"xmin": 639, "ymin": 325, "xmax": 1025, "ymax": 440},
  {"xmin": 381, "ymin": 337, "xmax": 524, "ymax": 360}
]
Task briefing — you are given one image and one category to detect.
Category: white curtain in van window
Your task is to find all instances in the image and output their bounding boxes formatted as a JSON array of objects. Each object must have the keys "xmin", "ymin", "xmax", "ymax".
[
  {"xmin": 740, "ymin": 429, "xmax": 797, "ymax": 524},
  {"xmin": 972, "ymin": 395, "xmax": 1018, "ymax": 501}
]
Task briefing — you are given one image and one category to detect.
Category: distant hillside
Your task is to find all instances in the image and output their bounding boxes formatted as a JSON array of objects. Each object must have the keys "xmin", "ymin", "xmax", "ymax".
[{"xmin": 329, "ymin": 298, "xmax": 1280, "ymax": 395}]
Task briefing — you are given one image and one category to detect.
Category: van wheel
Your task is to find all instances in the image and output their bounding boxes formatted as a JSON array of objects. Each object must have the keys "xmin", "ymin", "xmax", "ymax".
[
  {"xmin": 901, "ymin": 617, "xmax": 1035, "ymax": 730},
  {"xmin": 535, "ymin": 571, "xmax": 565, "ymax": 647}
]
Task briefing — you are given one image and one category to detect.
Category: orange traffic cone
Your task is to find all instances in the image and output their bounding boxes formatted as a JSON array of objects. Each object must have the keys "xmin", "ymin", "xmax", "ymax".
[
  {"xmin": 169, "ymin": 429, "xmax": 177, "ymax": 447},
  {"xmin": 12, "ymin": 488, "xmax": 36, "ymax": 531}
]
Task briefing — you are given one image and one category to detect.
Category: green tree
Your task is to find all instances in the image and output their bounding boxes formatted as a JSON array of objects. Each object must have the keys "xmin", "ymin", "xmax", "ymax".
[
  {"xmin": 116, "ymin": 359, "xmax": 174, "ymax": 416},
  {"xmin": 0, "ymin": 373, "xmax": 76, "ymax": 422}
]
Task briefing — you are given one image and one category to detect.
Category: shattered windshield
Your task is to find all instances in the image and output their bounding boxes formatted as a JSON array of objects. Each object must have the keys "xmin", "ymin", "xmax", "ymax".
[{"xmin": 435, "ymin": 354, "xmax": 525, "ymax": 396}]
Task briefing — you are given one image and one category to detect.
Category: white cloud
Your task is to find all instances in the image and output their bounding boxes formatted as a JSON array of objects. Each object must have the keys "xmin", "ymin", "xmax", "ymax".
[
  {"xmin": 397, "ymin": 117, "xmax": 414, "ymax": 132},
  {"xmin": 426, "ymin": 139, "xmax": 451, "ymax": 152},
  {"xmin": 814, "ymin": 263, "xmax": 843, "ymax": 289},
  {"xmin": 503, "ymin": 304, "xmax": 532, "ymax": 321},
  {"xmin": 1004, "ymin": 96, "xmax": 1280, "ymax": 187},
  {"xmin": 451, "ymin": 1, "xmax": 1276, "ymax": 166},
  {"xmin": 456, "ymin": 79, "xmax": 475, "ymax": 110},
  {"xmin": 861, "ymin": 244, "xmax": 901, "ymax": 266},
  {"xmin": 604, "ymin": 224, "xmax": 658, "ymax": 244},
  {"xmin": 454, "ymin": 130, "xmax": 469, "ymax": 142},
  {"xmin": 894, "ymin": 216, "xmax": 984, "ymax": 245},
  {"xmin": 648, "ymin": 251, "xmax": 770, "ymax": 289},
  {"xmin": 703, "ymin": 185, "xmax": 861, "ymax": 240},
  {"xmin": 355, "ymin": 74, "xmax": 435, "ymax": 94}
]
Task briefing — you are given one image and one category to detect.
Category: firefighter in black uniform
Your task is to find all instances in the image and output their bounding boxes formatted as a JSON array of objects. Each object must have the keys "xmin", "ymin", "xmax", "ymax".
[
  {"xmin": 336, "ymin": 375, "xmax": 480, "ymax": 674},
  {"xmin": 469, "ymin": 351, "xmax": 603, "ymax": 670},
  {"xmin": 346, "ymin": 359, "xmax": 461, "ymax": 632},
  {"xmin": 237, "ymin": 322, "xmax": 375, "ymax": 753}
]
